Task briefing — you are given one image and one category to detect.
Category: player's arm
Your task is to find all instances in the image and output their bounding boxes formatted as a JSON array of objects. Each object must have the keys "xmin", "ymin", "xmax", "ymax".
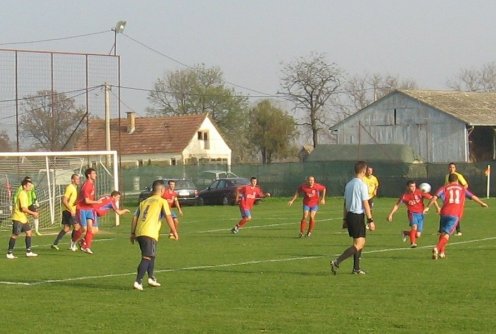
[
  {"xmin": 288, "ymin": 190, "xmax": 299, "ymax": 206},
  {"xmin": 363, "ymin": 199, "xmax": 375, "ymax": 231},
  {"xmin": 114, "ymin": 207, "xmax": 131, "ymax": 215},
  {"xmin": 163, "ymin": 203, "xmax": 179, "ymax": 240},
  {"xmin": 174, "ymin": 197, "xmax": 183, "ymax": 216},
  {"xmin": 320, "ymin": 186, "xmax": 326, "ymax": 205},
  {"xmin": 425, "ymin": 195, "xmax": 439, "ymax": 214},
  {"xmin": 469, "ymin": 194, "xmax": 488, "ymax": 208},
  {"xmin": 62, "ymin": 195, "xmax": 72, "ymax": 213},
  {"xmin": 130, "ymin": 214, "xmax": 138, "ymax": 244},
  {"xmin": 20, "ymin": 193, "xmax": 38, "ymax": 218},
  {"xmin": 386, "ymin": 199, "xmax": 402, "ymax": 222}
]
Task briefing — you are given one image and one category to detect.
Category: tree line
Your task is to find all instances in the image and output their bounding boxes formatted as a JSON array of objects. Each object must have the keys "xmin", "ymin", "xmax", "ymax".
[{"xmin": 6, "ymin": 55, "xmax": 496, "ymax": 163}]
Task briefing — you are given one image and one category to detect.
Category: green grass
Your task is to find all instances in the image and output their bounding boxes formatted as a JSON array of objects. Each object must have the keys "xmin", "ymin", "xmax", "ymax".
[{"xmin": 1, "ymin": 197, "xmax": 495, "ymax": 333}]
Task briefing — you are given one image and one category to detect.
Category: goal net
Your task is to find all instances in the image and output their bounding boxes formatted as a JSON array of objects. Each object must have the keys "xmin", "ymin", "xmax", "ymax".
[{"xmin": 0, "ymin": 151, "xmax": 119, "ymax": 231}]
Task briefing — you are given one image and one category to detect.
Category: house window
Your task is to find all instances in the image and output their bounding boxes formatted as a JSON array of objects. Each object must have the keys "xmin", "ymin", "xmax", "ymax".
[
  {"xmin": 197, "ymin": 131, "xmax": 210, "ymax": 149},
  {"xmin": 170, "ymin": 158, "xmax": 177, "ymax": 166},
  {"xmin": 138, "ymin": 160, "xmax": 144, "ymax": 167}
]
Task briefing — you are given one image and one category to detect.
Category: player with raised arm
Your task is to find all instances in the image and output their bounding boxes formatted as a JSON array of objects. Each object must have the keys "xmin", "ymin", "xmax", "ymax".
[
  {"xmin": 162, "ymin": 180, "xmax": 183, "ymax": 240},
  {"xmin": 288, "ymin": 176, "xmax": 326, "ymax": 238},
  {"xmin": 230, "ymin": 177, "xmax": 270, "ymax": 234},
  {"xmin": 386, "ymin": 180, "xmax": 437, "ymax": 248},
  {"xmin": 426, "ymin": 173, "xmax": 487, "ymax": 260},
  {"xmin": 130, "ymin": 180, "xmax": 178, "ymax": 291},
  {"xmin": 51, "ymin": 174, "xmax": 80, "ymax": 251},
  {"xmin": 445, "ymin": 162, "xmax": 468, "ymax": 236}
]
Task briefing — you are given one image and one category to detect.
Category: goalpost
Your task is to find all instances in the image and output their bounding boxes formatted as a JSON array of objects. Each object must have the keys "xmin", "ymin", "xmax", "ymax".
[{"xmin": 0, "ymin": 151, "xmax": 119, "ymax": 231}]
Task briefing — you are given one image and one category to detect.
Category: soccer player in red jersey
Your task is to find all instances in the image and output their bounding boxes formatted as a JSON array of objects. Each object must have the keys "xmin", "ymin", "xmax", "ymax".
[
  {"xmin": 73, "ymin": 168, "xmax": 102, "ymax": 254},
  {"xmin": 426, "ymin": 174, "xmax": 487, "ymax": 259},
  {"xmin": 230, "ymin": 177, "xmax": 270, "ymax": 234},
  {"xmin": 161, "ymin": 180, "xmax": 183, "ymax": 240},
  {"xmin": 288, "ymin": 176, "xmax": 326, "ymax": 237},
  {"xmin": 387, "ymin": 180, "xmax": 437, "ymax": 248},
  {"xmin": 94, "ymin": 191, "xmax": 130, "ymax": 217}
]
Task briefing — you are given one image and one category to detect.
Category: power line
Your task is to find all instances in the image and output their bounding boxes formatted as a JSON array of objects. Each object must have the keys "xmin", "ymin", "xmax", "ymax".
[{"xmin": 0, "ymin": 30, "xmax": 110, "ymax": 46}]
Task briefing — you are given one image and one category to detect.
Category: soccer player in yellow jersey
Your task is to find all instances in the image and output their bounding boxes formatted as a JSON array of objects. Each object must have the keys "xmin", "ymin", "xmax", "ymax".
[
  {"xmin": 130, "ymin": 180, "xmax": 178, "ymax": 291},
  {"xmin": 364, "ymin": 167, "xmax": 379, "ymax": 208},
  {"xmin": 445, "ymin": 162, "xmax": 468, "ymax": 236},
  {"xmin": 6, "ymin": 178, "xmax": 39, "ymax": 259},
  {"xmin": 51, "ymin": 174, "xmax": 80, "ymax": 251}
]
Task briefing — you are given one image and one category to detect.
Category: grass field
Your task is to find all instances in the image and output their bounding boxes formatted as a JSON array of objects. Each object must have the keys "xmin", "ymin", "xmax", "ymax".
[{"xmin": 1, "ymin": 196, "xmax": 495, "ymax": 333}]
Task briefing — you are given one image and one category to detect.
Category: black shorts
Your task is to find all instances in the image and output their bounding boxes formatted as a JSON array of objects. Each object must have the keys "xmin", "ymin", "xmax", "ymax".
[
  {"xmin": 28, "ymin": 204, "xmax": 37, "ymax": 212},
  {"xmin": 137, "ymin": 236, "xmax": 157, "ymax": 258},
  {"xmin": 345, "ymin": 212, "xmax": 366, "ymax": 239},
  {"xmin": 12, "ymin": 220, "xmax": 31, "ymax": 235},
  {"xmin": 61, "ymin": 210, "xmax": 76, "ymax": 226}
]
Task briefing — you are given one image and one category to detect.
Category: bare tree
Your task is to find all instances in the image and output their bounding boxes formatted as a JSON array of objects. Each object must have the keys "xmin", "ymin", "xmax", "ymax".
[
  {"xmin": 20, "ymin": 90, "xmax": 85, "ymax": 151},
  {"xmin": 447, "ymin": 62, "xmax": 496, "ymax": 92},
  {"xmin": 280, "ymin": 53, "xmax": 342, "ymax": 148},
  {"xmin": 0, "ymin": 130, "xmax": 13, "ymax": 151}
]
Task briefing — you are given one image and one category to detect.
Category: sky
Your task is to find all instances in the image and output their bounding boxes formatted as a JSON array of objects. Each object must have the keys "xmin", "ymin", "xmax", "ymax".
[{"xmin": 1, "ymin": 0, "xmax": 496, "ymax": 134}]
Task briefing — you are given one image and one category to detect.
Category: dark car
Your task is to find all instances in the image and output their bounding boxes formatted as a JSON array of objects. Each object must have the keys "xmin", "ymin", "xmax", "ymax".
[
  {"xmin": 198, "ymin": 177, "xmax": 251, "ymax": 205},
  {"xmin": 138, "ymin": 179, "xmax": 199, "ymax": 206}
]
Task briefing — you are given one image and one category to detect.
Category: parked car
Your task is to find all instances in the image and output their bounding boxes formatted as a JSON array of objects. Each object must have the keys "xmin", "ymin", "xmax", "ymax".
[
  {"xmin": 138, "ymin": 179, "xmax": 199, "ymax": 206},
  {"xmin": 198, "ymin": 177, "xmax": 251, "ymax": 205},
  {"xmin": 196, "ymin": 170, "xmax": 239, "ymax": 188}
]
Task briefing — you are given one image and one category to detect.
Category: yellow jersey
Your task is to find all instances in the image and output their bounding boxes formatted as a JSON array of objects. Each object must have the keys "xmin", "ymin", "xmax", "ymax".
[
  {"xmin": 445, "ymin": 172, "xmax": 468, "ymax": 187},
  {"xmin": 134, "ymin": 194, "xmax": 171, "ymax": 241},
  {"xmin": 12, "ymin": 190, "xmax": 29, "ymax": 223},
  {"xmin": 63, "ymin": 183, "xmax": 78, "ymax": 215},
  {"xmin": 364, "ymin": 175, "xmax": 379, "ymax": 198}
]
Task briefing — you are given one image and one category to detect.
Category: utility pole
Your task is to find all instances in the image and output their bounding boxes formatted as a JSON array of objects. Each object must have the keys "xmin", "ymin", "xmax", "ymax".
[{"xmin": 105, "ymin": 82, "xmax": 111, "ymax": 166}]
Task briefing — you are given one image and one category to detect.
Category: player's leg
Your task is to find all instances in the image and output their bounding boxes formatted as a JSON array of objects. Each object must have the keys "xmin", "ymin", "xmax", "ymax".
[
  {"xmin": 455, "ymin": 220, "xmax": 462, "ymax": 236},
  {"xmin": 134, "ymin": 237, "xmax": 158, "ymax": 290},
  {"xmin": 52, "ymin": 211, "xmax": 71, "ymax": 249},
  {"xmin": 299, "ymin": 206, "xmax": 310, "ymax": 237},
  {"xmin": 6, "ymin": 221, "xmax": 21, "ymax": 259},
  {"xmin": 23, "ymin": 223, "xmax": 37, "ymax": 256},
  {"xmin": 169, "ymin": 212, "xmax": 179, "ymax": 239},
  {"xmin": 83, "ymin": 217, "xmax": 97, "ymax": 254},
  {"xmin": 307, "ymin": 208, "xmax": 318, "ymax": 237},
  {"xmin": 237, "ymin": 209, "xmax": 252, "ymax": 228},
  {"xmin": 331, "ymin": 213, "xmax": 366, "ymax": 274}
]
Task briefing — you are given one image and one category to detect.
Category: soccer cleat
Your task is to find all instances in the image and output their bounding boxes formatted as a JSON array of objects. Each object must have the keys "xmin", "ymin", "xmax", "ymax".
[
  {"xmin": 82, "ymin": 248, "xmax": 93, "ymax": 255},
  {"xmin": 330, "ymin": 260, "xmax": 339, "ymax": 275},
  {"xmin": 231, "ymin": 226, "xmax": 239, "ymax": 234},
  {"xmin": 148, "ymin": 277, "xmax": 161, "ymax": 287},
  {"xmin": 26, "ymin": 251, "xmax": 38, "ymax": 257},
  {"xmin": 51, "ymin": 244, "xmax": 59, "ymax": 251},
  {"xmin": 306, "ymin": 232, "xmax": 312, "ymax": 238},
  {"xmin": 352, "ymin": 269, "xmax": 366, "ymax": 275},
  {"xmin": 439, "ymin": 252, "xmax": 446, "ymax": 259},
  {"xmin": 6, "ymin": 253, "xmax": 16, "ymax": 259},
  {"xmin": 401, "ymin": 232, "xmax": 407, "ymax": 242},
  {"xmin": 168, "ymin": 233, "xmax": 176, "ymax": 240},
  {"xmin": 432, "ymin": 247, "xmax": 439, "ymax": 260},
  {"xmin": 410, "ymin": 243, "xmax": 417, "ymax": 248},
  {"xmin": 298, "ymin": 233, "xmax": 304, "ymax": 238},
  {"xmin": 69, "ymin": 241, "xmax": 78, "ymax": 251},
  {"xmin": 133, "ymin": 281, "xmax": 144, "ymax": 291},
  {"xmin": 455, "ymin": 232, "xmax": 463, "ymax": 236}
]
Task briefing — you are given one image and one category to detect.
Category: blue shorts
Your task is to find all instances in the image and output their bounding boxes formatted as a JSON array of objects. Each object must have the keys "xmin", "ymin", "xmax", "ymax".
[
  {"xmin": 239, "ymin": 207, "xmax": 252, "ymax": 218},
  {"xmin": 439, "ymin": 215, "xmax": 459, "ymax": 235},
  {"xmin": 408, "ymin": 212, "xmax": 425, "ymax": 232},
  {"xmin": 78, "ymin": 209, "xmax": 97, "ymax": 227},
  {"xmin": 303, "ymin": 205, "xmax": 319, "ymax": 212}
]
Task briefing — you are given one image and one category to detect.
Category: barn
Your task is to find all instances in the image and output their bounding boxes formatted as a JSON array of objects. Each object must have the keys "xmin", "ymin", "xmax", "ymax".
[{"xmin": 330, "ymin": 90, "xmax": 496, "ymax": 163}]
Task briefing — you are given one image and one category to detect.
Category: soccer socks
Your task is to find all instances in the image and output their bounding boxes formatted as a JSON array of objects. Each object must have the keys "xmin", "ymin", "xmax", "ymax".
[
  {"xmin": 53, "ymin": 230, "xmax": 67, "ymax": 245},
  {"xmin": 437, "ymin": 236, "xmax": 449, "ymax": 253},
  {"xmin": 136, "ymin": 258, "xmax": 151, "ymax": 283},
  {"xmin": 300, "ymin": 219, "xmax": 307, "ymax": 234},
  {"xmin": 353, "ymin": 249, "xmax": 362, "ymax": 270},
  {"xmin": 238, "ymin": 218, "xmax": 248, "ymax": 228},
  {"xmin": 7, "ymin": 237, "xmax": 16, "ymax": 253},
  {"xmin": 336, "ymin": 245, "xmax": 358, "ymax": 266},
  {"xmin": 308, "ymin": 219, "xmax": 315, "ymax": 234},
  {"xmin": 84, "ymin": 230, "xmax": 94, "ymax": 248},
  {"xmin": 409, "ymin": 229, "xmax": 417, "ymax": 245},
  {"xmin": 147, "ymin": 257, "xmax": 156, "ymax": 278},
  {"xmin": 25, "ymin": 236, "xmax": 32, "ymax": 252},
  {"xmin": 72, "ymin": 229, "xmax": 82, "ymax": 243}
]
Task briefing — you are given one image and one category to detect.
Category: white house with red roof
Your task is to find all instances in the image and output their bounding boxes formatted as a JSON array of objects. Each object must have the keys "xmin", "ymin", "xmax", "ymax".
[{"xmin": 73, "ymin": 113, "xmax": 231, "ymax": 167}]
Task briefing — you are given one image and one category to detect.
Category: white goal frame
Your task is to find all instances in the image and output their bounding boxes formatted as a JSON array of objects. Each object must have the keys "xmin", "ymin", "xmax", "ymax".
[{"xmin": 0, "ymin": 150, "xmax": 120, "ymax": 229}]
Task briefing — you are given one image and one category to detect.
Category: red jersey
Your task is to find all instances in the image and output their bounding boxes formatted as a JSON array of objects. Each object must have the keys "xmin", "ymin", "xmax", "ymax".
[
  {"xmin": 162, "ymin": 189, "xmax": 177, "ymax": 208},
  {"xmin": 398, "ymin": 189, "xmax": 432, "ymax": 213},
  {"xmin": 435, "ymin": 183, "xmax": 473, "ymax": 217},
  {"xmin": 77, "ymin": 180, "xmax": 96, "ymax": 210},
  {"xmin": 238, "ymin": 185, "xmax": 264, "ymax": 210},
  {"xmin": 298, "ymin": 183, "xmax": 326, "ymax": 206},
  {"xmin": 94, "ymin": 196, "xmax": 117, "ymax": 217}
]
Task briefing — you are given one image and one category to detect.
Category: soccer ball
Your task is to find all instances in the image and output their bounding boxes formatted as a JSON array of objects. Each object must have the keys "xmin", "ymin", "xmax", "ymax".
[{"xmin": 419, "ymin": 182, "xmax": 431, "ymax": 193}]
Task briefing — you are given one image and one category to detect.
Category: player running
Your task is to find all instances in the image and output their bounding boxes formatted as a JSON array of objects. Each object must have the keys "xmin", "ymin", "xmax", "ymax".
[
  {"xmin": 230, "ymin": 177, "xmax": 270, "ymax": 234},
  {"xmin": 162, "ymin": 180, "xmax": 183, "ymax": 240},
  {"xmin": 426, "ymin": 174, "xmax": 487, "ymax": 260},
  {"xmin": 288, "ymin": 176, "xmax": 326, "ymax": 238},
  {"xmin": 386, "ymin": 180, "xmax": 437, "ymax": 248}
]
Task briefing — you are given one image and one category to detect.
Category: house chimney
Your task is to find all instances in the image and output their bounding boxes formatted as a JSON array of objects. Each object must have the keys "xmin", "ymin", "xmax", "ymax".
[{"xmin": 126, "ymin": 112, "xmax": 136, "ymax": 134}]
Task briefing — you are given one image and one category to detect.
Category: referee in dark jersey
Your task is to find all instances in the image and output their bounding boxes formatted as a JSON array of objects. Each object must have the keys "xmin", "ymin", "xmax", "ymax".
[{"xmin": 331, "ymin": 161, "xmax": 375, "ymax": 275}]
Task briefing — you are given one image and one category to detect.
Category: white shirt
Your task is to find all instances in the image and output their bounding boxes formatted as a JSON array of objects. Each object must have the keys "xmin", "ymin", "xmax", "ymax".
[{"xmin": 344, "ymin": 177, "xmax": 369, "ymax": 214}]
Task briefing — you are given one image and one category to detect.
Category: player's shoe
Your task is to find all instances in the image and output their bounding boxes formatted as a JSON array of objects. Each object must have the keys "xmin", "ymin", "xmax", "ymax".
[
  {"xmin": 330, "ymin": 260, "xmax": 339, "ymax": 275},
  {"xmin": 148, "ymin": 277, "xmax": 161, "ymax": 287},
  {"xmin": 401, "ymin": 232, "xmax": 407, "ymax": 242},
  {"xmin": 26, "ymin": 251, "xmax": 38, "ymax": 257},
  {"xmin": 35, "ymin": 231, "xmax": 42, "ymax": 236},
  {"xmin": 352, "ymin": 269, "xmax": 366, "ymax": 275},
  {"xmin": 410, "ymin": 243, "xmax": 417, "ymax": 248},
  {"xmin": 133, "ymin": 281, "xmax": 143, "ymax": 291},
  {"xmin": 455, "ymin": 232, "xmax": 463, "ymax": 236},
  {"xmin": 439, "ymin": 252, "xmax": 446, "ymax": 259},
  {"xmin": 298, "ymin": 233, "xmax": 304, "ymax": 238},
  {"xmin": 432, "ymin": 247, "xmax": 439, "ymax": 260},
  {"xmin": 306, "ymin": 232, "xmax": 312, "ymax": 238},
  {"xmin": 6, "ymin": 253, "xmax": 16, "ymax": 259},
  {"xmin": 168, "ymin": 233, "xmax": 176, "ymax": 240},
  {"xmin": 82, "ymin": 248, "xmax": 93, "ymax": 255},
  {"xmin": 69, "ymin": 241, "xmax": 78, "ymax": 251},
  {"xmin": 231, "ymin": 226, "xmax": 239, "ymax": 234},
  {"xmin": 51, "ymin": 244, "xmax": 59, "ymax": 251}
]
